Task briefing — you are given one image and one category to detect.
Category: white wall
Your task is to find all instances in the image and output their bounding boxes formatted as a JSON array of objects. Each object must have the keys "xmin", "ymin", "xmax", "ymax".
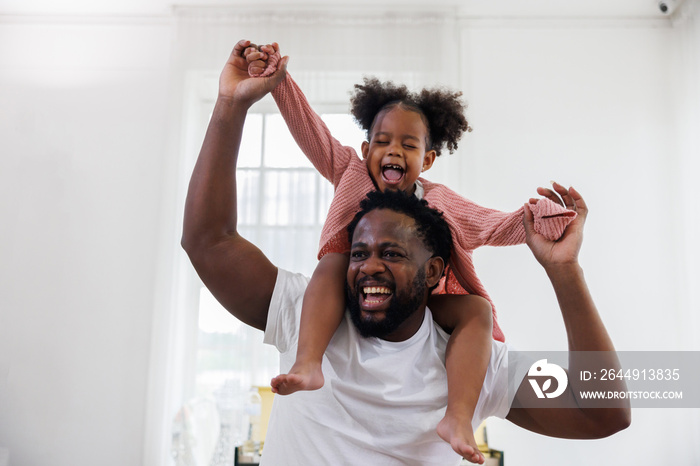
[
  {"xmin": 0, "ymin": 5, "xmax": 698, "ymax": 466},
  {"xmin": 0, "ymin": 17, "xmax": 173, "ymax": 466},
  {"xmin": 457, "ymin": 22, "xmax": 682, "ymax": 350},
  {"xmin": 437, "ymin": 19, "xmax": 699, "ymax": 466}
]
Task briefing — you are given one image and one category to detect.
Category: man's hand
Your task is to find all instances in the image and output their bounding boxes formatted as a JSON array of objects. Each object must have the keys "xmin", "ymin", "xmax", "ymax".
[
  {"xmin": 219, "ymin": 39, "xmax": 288, "ymax": 108},
  {"xmin": 524, "ymin": 182, "xmax": 586, "ymax": 270}
]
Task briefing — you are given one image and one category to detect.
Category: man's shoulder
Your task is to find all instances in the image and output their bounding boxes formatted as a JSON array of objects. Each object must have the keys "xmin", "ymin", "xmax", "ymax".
[
  {"xmin": 274, "ymin": 268, "xmax": 310, "ymax": 293},
  {"xmin": 425, "ymin": 307, "xmax": 450, "ymax": 346},
  {"xmin": 263, "ymin": 268, "xmax": 310, "ymax": 352},
  {"xmin": 269, "ymin": 268, "xmax": 310, "ymax": 315}
]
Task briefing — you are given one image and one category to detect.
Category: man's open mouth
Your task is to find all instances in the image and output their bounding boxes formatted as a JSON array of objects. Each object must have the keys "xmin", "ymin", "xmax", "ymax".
[
  {"xmin": 381, "ymin": 164, "xmax": 404, "ymax": 184},
  {"xmin": 361, "ymin": 285, "xmax": 393, "ymax": 308}
]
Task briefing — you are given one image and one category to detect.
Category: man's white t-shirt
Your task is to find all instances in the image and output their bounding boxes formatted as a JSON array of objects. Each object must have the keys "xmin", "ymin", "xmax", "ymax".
[{"xmin": 262, "ymin": 269, "xmax": 528, "ymax": 466}]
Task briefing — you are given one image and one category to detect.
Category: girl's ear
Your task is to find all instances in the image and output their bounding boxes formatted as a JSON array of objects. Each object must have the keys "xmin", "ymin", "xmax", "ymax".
[
  {"xmin": 361, "ymin": 141, "xmax": 370, "ymax": 159},
  {"xmin": 422, "ymin": 150, "xmax": 437, "ymax": 173}
]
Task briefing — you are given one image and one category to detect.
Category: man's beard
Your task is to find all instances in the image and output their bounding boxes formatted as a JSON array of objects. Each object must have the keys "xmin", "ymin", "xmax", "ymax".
[{"xmin": 345, "ymin": 269, "xmax": 427, "ymax": 338}]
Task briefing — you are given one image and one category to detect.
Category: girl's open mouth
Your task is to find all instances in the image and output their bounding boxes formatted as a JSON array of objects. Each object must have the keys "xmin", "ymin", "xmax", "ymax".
[{"xmin": 381, "ymin": 164, "xmax": 405, "ymax": 186}]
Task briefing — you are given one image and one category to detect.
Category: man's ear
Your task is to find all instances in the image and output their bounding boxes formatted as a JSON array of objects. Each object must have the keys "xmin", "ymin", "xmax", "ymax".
[
  {"xmin": 361, "ymin": 141, "xmax": 369, "ymax": 159},
  {"xmin": 425, "ymin": 256, "xmax": 445, "ymax": 289}
]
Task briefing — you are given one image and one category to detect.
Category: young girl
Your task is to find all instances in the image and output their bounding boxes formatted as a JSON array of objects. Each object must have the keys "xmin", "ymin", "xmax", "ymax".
[{"xmin": 245, "ymin": 42, "xmax": 575, "ymax": 463}]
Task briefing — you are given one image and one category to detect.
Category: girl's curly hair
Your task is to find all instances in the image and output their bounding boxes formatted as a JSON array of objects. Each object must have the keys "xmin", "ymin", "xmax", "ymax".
[{"xmin": 349, "ymin": 77, "xmax": 470, "ymax": 157}]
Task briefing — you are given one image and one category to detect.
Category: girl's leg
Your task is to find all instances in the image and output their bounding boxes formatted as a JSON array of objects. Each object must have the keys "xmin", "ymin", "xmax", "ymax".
[
  {"xmin": 430, "ymin": 294, "xmax": 493, "ymax": 464},
  {"xmin": 270, "ymin": 252, "xmax": 348, "ymax": 395}
]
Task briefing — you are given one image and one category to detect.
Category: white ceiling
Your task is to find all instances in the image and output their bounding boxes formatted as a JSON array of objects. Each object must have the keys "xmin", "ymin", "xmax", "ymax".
[{"xmin": 0, "ymin": 0, "xmax": 683, "ymax": 19}]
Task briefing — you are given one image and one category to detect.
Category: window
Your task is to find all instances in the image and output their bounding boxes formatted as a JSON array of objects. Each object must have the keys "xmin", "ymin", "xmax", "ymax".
[{"xmin": 192, "ymin": 109, "xmax": 365, "ymax": 402}]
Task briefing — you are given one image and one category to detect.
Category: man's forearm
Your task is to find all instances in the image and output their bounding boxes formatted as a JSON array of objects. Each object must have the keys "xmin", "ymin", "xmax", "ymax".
[
  {"xmin": 545, "ymin": 263, "xmax": 614, "ymax": 352},
  {"xmin": 547, "ymin": 262, "xmax": 631, "ymax": 426}
]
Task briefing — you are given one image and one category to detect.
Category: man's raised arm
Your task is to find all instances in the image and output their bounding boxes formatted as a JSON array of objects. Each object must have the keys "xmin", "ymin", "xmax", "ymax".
[
  {"xmin": 181, "ymin": 40, "xmax": 289, "ymax": 331},
  {"xmin": 506, "ymin": 183, "xmax": 631, "ymax": 438}
]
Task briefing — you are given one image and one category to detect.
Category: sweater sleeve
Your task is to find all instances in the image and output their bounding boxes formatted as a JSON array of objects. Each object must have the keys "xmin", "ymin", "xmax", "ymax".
[
  {"xmin": 271, "ymin": 73, "xmax": 359, "ymax": 188},
  {"xmin": 423, "ymin": 181, "xmax": 577, "ymax": 249}
]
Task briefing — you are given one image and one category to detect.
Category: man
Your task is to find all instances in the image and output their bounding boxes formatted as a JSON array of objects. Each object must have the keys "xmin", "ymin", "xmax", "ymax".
[{"xmin": 181, "ymin": 40, "xmax": 631, "ymax": 465}]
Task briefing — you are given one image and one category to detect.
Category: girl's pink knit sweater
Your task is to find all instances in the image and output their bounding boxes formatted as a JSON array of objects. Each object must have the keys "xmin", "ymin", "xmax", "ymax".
[{"xmin": 270, "ymin": 74, "xmax": 576, "ymax": 342}]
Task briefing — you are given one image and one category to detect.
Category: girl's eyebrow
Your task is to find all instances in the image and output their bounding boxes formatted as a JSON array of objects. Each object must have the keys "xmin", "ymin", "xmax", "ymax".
[{"xmin": 374, "ymin": 131, "xmax": 420, "ymax": 142}]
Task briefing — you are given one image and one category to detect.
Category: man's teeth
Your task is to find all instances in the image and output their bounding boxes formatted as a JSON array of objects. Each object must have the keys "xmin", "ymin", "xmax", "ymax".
[
  {"xmin": 363, "ymin": 286, "xmax": 391, "ymax": 294},
  {"xmin": 363, "ymin": 286, "xmax": 391, "ymax": 305}
]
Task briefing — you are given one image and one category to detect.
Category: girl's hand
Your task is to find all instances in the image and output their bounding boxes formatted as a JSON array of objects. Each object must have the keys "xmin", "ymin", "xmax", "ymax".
[
  {"xmin": 245, "ymin": 42, "xmax": 272, "ymax": 76},
  {"xmin": 524, "ymin": 182, "xmax": 587, "ymax": 269},
  {"xmin": 246, "ymin": 42, "xmax": 282, "ymax": 78}
]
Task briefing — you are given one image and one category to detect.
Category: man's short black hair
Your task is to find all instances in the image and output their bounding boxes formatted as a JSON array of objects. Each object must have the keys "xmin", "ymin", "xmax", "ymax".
[{"xmin": 346, "ymin": 190, "xmax": 453, "ymax": 266}]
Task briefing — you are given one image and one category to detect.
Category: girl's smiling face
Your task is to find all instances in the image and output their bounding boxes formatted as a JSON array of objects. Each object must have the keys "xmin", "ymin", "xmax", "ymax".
[{"xmin": 361, "ymin": 106, "xmax": 436, "ymax": 194}]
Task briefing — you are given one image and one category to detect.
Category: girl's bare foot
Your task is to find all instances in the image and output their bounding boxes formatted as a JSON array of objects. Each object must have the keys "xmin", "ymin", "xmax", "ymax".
[
  {"xmin": 270, "ymin": 361, "xmax": 324, "ymax": 395},
  {"xmin": 436, "ymin": 412, "xmax": 484, "ymax": 464}
]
